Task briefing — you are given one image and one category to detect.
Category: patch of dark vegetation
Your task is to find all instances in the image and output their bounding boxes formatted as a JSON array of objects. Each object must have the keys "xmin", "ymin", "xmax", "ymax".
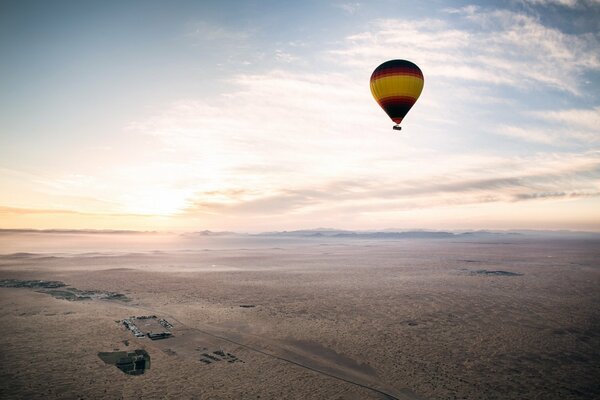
[
  {"xmin": 0, "ymin": 278, "xmax": 130, "ymax": 301},
  {"xmin": 0, "ymin": 279, "xmax": 66, "ymax": 289},
  {"xmin": 43, "ymin": 288, "xmax": 130, "ymax": 301},
  {"xmin": 98, "ymin": 350, "xmax": 150, "ymax": 375},
  {"xmin": 43, "ymin": 290, "xmax": 90, "ymax": 301},
  {"xmin": 468, "ymin": 269, "xmax": 523, "ymax": 276}
]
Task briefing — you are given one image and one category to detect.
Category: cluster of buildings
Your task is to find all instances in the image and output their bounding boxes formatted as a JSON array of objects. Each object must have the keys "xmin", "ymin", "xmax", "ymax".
[
  {"xmin": 122, "ymin": 318, "xmax": 145, "ymax": 337},
  {"xmin": 121, "ymin": 315, "xmax": 174, "ymax": 340},
  {"xmin": 147, "ymin": 332, "xmax": 172, "ymax": 340},
  {"xmin": 159, "ymin": 318, "xmax": 173, "ymax": 329}
]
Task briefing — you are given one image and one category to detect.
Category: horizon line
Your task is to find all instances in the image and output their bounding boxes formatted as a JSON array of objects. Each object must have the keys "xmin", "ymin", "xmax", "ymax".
[{"xmin": 2, "ymin": 228, "xmax": 600, "ymax": 235}]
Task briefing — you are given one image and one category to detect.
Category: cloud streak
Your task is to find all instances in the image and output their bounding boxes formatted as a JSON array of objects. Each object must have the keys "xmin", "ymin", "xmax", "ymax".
[
  {"xmin": 520, "ymin": 0, "xmax": 600, "ymax": 8},
  {"xmin": 182, "ymin": 152, "xmax": 600, "ymax": 218},
  {"xmin": 497, "ymin": 106, "xmax": 600, "ymax": 145},
  {"xmin": 513, "ymin": 191, "xmax": 600, "ymax": 200},
  {"xmin": 332, "ymin": 8, "xmax": 600, "ymax": 94}
]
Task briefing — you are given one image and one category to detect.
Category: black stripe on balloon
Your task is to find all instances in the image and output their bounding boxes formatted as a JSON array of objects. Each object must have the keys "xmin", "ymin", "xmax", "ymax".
[
  {"xmin": 381, "ymin": 103, "xmax": 415, "ymax": 120},
  {"xmin": 378, "ymin": 96, "xmax": 416, "ymax": 106},
  {"xmin": 371, "ymin": 60, "xmax": 423, "ymax": 81}
]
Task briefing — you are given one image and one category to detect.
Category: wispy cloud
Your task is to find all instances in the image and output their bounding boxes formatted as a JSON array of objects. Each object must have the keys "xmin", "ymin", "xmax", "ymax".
[
  {"xmin": 497, "ymin": 106, "xmax": 600, "ymax": 145},
  {"xmin": 186, "ymin": 21, "xmax": 252, "ymax": 43},
  {"xmin": 0, "ymin": 205, "xmax": 154, "ymax": 218},
  {"xmin": 335, "ymin": 2, "xmax": 361, "ymax": 14},
  {"xmin": 274, "ymin": 50, "xmax": 299, "ymax": 63},
  {"xmin": 181, "ymin": 152, "xmax": 600, "ymax": 218},
  {"xmin": 332, "ymin": 8, "xmax": 600, "ymax": 94},
  {"xmin": 513, "ymin": 191, "xmax": 600, "ymax": 200},
  {"xmin": 532, "ymin": 106, "xmax": 600, "ymax": 132},
  {"xmin": 520, "ymin": 0, "xmax": 600, "ymax": 8},
  {"xmin": 0, "ymin": 206, "xmax": 82, "ymax": 215}
]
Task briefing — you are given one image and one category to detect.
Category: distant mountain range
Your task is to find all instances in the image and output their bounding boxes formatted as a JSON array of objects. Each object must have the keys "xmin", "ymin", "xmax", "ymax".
[
  {"xmin": 253, "ymin": 229, "xmax": 600, "ymax": 239},
  {"xmin": 182, "ymin": 230, "xmax": 236, "ymax": 236},
  {"xmin": 1, "ymin": 228, "xmax": 598, "ymax": 239},
  {"xmin": 254, "ymin": 229, "xmax": 521, "ymax": 239}
]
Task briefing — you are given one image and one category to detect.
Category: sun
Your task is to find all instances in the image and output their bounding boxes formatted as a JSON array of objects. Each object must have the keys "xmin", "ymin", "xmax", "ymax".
[{"xmin": 122, "ymin": 188, "xmax": 192, "ymax": 216}]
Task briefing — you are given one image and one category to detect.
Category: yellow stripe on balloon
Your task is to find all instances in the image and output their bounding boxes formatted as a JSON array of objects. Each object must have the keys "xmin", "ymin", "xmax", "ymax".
[{"xmin": 370, "ymin": 75, "xmax": 424, "ymax": 101}]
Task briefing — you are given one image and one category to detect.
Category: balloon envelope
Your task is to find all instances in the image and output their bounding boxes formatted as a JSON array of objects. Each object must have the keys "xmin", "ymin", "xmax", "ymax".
[{"xmin": 370, "ymin": 60, "xmax": 424, "ymax": 125}]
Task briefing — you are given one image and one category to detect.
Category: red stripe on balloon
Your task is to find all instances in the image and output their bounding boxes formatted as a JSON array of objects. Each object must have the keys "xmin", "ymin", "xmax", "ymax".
[
  {"xmin": 371, "ymin": 67, "xmax": 423, "ymax": 80},
  {"xmin": 377, "ymin": 96, "xmax": 417, "ymax": 106}
]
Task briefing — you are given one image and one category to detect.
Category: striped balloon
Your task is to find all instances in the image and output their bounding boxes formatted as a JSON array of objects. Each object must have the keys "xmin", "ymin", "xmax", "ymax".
[{"xmin": 370, "ymin": 60, "xmax": 424, "ymax": 128}]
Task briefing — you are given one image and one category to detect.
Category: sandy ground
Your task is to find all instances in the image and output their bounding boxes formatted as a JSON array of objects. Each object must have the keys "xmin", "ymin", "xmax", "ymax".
[{"xmin": 1, "ymin": 235, "xmax": 599, "ymax": 399}]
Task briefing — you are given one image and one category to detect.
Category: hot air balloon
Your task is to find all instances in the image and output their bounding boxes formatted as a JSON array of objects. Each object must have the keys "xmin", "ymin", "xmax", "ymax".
[{"xmin": 370, "ymin": 60, "xmax": 424, "ymax": 131}]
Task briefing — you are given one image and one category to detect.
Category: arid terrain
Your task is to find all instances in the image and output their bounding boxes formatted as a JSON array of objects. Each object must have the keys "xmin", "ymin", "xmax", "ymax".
[{"xmin": 1, "ymin": 231, "xmax": 599, "ymax": 399}]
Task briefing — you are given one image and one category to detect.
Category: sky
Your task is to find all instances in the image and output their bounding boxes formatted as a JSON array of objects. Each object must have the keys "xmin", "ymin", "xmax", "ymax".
[{"xmin": 1, "ymin": 0, "xmax": 599, "ymax": 232}]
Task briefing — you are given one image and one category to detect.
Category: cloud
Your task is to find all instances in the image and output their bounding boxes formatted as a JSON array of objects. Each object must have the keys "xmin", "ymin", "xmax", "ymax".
[
  {"xmin": 513, "ymin": 191, "xmax": 600, "ymax": 200},
  {"xmin": 496, "ymin": 125, "xmax": 562, "ymax": 145},
  {"xmin": 274, "ymin": 50, "xmax": 298, "ymax": 63},
  {"xmin": 0, "ymin": 206, "xmax": 151, "ymax": 218},
  {"xmin": 331, "ymin": 8, "xmax": 600, "ymax": 94},
  {"xmin": 182, "ymin": 151, "xmax": 600, "ymax": 217},
  {"xmin": 186, "ymin": 21, "xmax": 251, "ymax": 43},
  {"xmin": 496, "ymin": 125, "xmax": 599, "ymax": 145},
  {"xmin": 0, "ymin": 206, "xmax": 81, "ymax": 215},
  {"xmin": 335, "ymin": 2, "xmax": 361, "ymax": 14},
  {"xmin": 497, "ymin": 106, "xmax": 600, "ymax": 145},
  {"xmin": 519, "ymin": 0, "xmax": 600, "ymax": 7},
  {"xmin": 532, "ymin": 106, "xmax": 600, "ymax": 132}
]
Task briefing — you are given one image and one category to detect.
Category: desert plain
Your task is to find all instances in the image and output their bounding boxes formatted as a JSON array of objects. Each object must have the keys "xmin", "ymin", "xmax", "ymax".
[{"xmin": 0, "ymin": 230, "xmax": 599, "ymax": 399}]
